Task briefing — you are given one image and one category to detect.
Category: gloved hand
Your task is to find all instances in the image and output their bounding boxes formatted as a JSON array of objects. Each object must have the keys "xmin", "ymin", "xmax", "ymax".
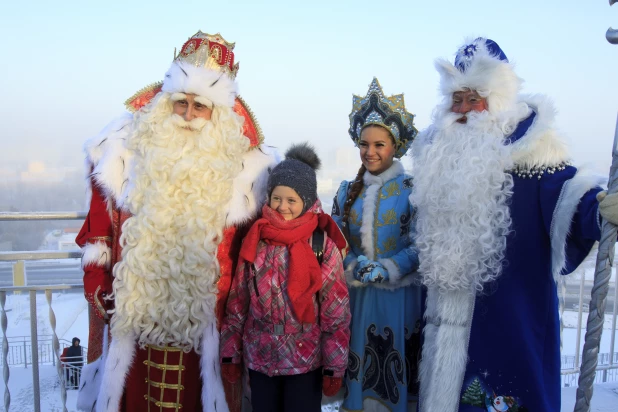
[
  {"xmin": 221, "ymin": 363, "xmax": 242, "ymax": 384},
  {"xmin": 354, "ymin": 255, "xmax": 389, "ymax": 283},
  {"xmin": 598, "ymin": 190, "xmax": 618, "ymax": 225},
  {"xmin": 83, "ymin": 273, "xmax": 113, "ymax": 322},
  {"xmin": 322, "ymin": 375, "xmax": 343, "ymax": 397}
]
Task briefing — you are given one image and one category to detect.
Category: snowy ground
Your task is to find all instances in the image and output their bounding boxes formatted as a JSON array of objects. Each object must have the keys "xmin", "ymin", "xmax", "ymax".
[{"xmin": 0, "ymin": 291, "xmax": 87, "ymax": 411}]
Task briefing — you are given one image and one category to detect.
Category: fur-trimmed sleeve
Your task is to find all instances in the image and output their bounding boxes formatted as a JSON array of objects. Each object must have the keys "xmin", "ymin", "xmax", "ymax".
[
  {"xmin": 76, "ymin": 179, "xmax": 113, "ymax": 319},
  {"xmin": 541, "ymin": 166, "xmax": 604, "ymax": 280}
]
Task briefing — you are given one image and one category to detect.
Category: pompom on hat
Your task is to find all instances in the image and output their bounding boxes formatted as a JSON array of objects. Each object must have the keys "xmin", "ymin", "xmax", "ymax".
[
  {"xmin": 267, "ymin": 143, "xmax": 321, "ymax": 213},
  {"xmin": 435, "ymin": 37, "xmax": 523, "ymax": 114}
]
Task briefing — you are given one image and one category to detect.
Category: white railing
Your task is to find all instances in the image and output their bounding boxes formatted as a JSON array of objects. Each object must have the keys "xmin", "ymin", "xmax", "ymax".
[
  {"xmin": 0, "ymin": 211, "xmax": 86, "ymax": 412},
  {"xmin": 559, "ymin": 260, "xmax": 618, "ymax": 388}
]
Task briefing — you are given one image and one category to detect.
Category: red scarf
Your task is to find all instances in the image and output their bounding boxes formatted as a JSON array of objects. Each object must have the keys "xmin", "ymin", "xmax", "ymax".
[{"xmin": 240, "ymin": 205, "xmax": 347, "ymax": 323}]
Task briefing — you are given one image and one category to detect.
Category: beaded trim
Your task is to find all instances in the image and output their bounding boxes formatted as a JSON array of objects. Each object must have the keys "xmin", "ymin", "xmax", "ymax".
[{"xmin": 509, "ymin": 161, "xmax": 571, "ymax": 180}]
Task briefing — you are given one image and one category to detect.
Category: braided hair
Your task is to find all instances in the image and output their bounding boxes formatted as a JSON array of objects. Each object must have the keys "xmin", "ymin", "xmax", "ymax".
[{"xmin": 341, "ymin": 164, "xmax": 366, "ymax": 239}]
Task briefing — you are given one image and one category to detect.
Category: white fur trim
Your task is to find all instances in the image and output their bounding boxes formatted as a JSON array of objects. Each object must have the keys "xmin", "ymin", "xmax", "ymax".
[
  {"xmin": 96, "ymin": 332, "xmax": 136, "ymax": 412},
  {"xmin": 201, "ymin": 322, "xmax": 229, "ymax": 412},
  {"xmin": 435, "ymin": 39, "xmax": 522, "ymax": 115},
  {"xmin": 162, "ymin": 61, "xmax": 237, "ymax": 108},
  {"xmin": 509, "ymin": 95, "xmax": 571, "ymax": 169},
  {"xmin": 419, "ymin": 287, "xmax": 476, "ymax": 412},
  {"xmin": 84, "ymin": 114, "xmax": 134, "ymax": 211},
  {"xmin": 379, "ymin": 257, "xmax": 401, "ymax": 282},
  {"xmin": 360, "ymin": 161, "xmax": 405, "ymax": 260},
  {"xmin": 77, "ymin": 324, "xmax": 109, "ymax": 412},
  {"xmin": 550, "ymin": 168, "xmax": 605, "ymax": 281},
  {"xmin": 359, "ymin": 184, "xmax": 380, "ymax": 260},
  {"xmin": 81, "ymin": 242, "xmax": 112, "ymax": 270},
  {"xmin": 225, "ymin": 145, "xmax": 281, "ymax": 226},
  {"xmin": 363, "ymin": 161, "xmax": 404, "ymax": 187},
  {"xmin": 344, "ymin": 259, "xmax": 360, "ymax": 286}
]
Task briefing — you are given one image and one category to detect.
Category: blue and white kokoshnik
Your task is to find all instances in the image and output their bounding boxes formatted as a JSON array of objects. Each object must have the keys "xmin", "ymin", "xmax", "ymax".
[{"xmin": 348, "ymin": 78, "xmax": 418, "ymax": 158}]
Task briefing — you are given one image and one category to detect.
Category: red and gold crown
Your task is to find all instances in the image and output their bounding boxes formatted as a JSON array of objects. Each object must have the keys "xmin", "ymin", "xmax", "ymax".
[{"xmin": 175, "ymin": 31, "xmax": 239, "ymax": 80}]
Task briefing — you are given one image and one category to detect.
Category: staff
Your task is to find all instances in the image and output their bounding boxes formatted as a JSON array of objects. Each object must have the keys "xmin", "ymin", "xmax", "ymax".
[{"xmin": 574, "ymin": 4, "xmax": 618, "ymax": 409}]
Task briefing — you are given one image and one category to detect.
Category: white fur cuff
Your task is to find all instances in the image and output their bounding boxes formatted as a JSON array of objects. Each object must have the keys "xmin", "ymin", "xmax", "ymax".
[
  {"xmin": 550, "ymin": 168, "xmax": 605, "ymax": 281},
  {"xmin": 81, "ymin": 241, "xmax": 112, "ymax": 270},
  {"xmin": 379, "ymin": 258, "xmax": 401, "ymax": 282}
]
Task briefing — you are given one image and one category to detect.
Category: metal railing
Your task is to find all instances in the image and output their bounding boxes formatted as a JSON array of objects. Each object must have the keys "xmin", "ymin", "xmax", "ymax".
[
  {"xmin": 0, "ymin": 336, "xmax": 87, "ymax": 367},
  {"xmin": 0, "ymin": 211, "xmax": 86, "ymax": 412},
  {"xmin": 559, "ymin": 264, "xmax": 618, "ymax": 388}
]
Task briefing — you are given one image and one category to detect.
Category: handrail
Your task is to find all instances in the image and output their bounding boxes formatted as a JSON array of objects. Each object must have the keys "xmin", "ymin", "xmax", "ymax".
[{"xmin": 0, "ymin": 212, "xmax": 86, "ymax": 221}]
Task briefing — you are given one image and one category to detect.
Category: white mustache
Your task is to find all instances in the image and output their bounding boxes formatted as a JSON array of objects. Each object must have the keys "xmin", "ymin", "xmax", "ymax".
[{"xmin": 170, "ymin": 114, "xmax": 208, "ymax": 131}]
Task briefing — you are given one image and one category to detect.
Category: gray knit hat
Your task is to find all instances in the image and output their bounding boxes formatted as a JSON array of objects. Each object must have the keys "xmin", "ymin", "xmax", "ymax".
[{"xmin": 268, "ymin": 142, "xmax": 321, "ymax": 213}]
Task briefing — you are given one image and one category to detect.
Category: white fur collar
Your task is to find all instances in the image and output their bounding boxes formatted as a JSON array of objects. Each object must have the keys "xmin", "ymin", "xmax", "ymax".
[
  {"xmin": 509, "ymin": 94, "xmax": 570, "ymax": 169},
  {"xmin": 363, "ymin": 160, "xmax": 404, "ymax": 186},
  {"xmin": 84, "ymin": 114, "xmax": 279, "ymax": 226}
]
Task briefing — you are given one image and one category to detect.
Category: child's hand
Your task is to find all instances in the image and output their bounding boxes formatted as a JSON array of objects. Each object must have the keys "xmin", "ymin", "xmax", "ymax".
[
  {"xmin": 221, "ymin": 363, "xmax": 242, "ymax": 383},
  {"xmin": 322, "ymin": 375, "xmax": 342, "ymax": 397}
]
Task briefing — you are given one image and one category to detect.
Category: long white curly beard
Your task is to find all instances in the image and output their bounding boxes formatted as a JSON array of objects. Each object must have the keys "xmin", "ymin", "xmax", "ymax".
[
  {"xmin": 110, "ymin": 93, "xmax": 249, "ymax": 352},
  {"xmin": 411, "ymin": 109, "xmax": 515, "ymax": 293}
]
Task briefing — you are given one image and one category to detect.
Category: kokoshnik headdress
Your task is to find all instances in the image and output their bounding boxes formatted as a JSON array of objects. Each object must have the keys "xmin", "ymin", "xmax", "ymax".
[{"xmin": 348, "ymin": 78, "xmax": 418, "ymax": 158}]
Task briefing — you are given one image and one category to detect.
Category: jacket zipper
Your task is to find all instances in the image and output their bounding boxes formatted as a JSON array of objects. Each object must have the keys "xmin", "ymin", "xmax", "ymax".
[{"xmin": 251, "ymin": 264, "xmax": 260, "ymax": 297}]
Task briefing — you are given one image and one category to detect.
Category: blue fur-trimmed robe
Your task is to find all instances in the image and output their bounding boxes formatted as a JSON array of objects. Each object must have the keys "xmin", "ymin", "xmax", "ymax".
[
  {"xmin": 332, "ymin": 161, "xmax": 422, "ymax": 412},
  {"xmin": 418, "ymin": 95, "xmax": 603, "ymax": 412}
]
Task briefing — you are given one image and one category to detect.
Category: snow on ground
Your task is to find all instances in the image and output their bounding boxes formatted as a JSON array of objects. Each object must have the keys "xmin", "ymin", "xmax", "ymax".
[
  {"xmin": 0, "ymin": 291, "xmax": 87, "ymax": 411},
  {"xmin": 0, "ymin": 365, "xmax": 79, "ymax": 412},
  {"xmin": 561, "ymin": 382, "xmax": 618, "ymax": 411},
  {"xmin": 2, "ymin": 291, "xmax": 89, "ymax": 347}
]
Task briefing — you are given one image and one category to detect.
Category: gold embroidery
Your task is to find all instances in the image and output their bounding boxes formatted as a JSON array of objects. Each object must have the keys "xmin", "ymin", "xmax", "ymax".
[
  {"xmin": 89, "ymin": 236, "xmax": 111, "ymax": 242},
  {"xmin": 143, "ymin": 395, "xmax": 183, "ymax": 409},
  {"xmin": 144, "ymin": 345, "xmax": 186, "ymax": 412},
  {"xmin": 142, "ymin": 360, "xmax": 186, "ymax": 371},
  {"xmin": 377, "ymin": 209, "xmax": 397, "ymax": 227},
  {"xmin": 350, "ymin": 235, "xmax": 362, "ymax": 250},
  {"xmin": 349, "ymin": 209, "xmax": 362, "ymax": 227},
  {"xmin": 378, "ymin": 236, "xmax": 398, "ymax": 254},
  {"xmin": 93, "ymin": 285, "xmax": 107, "ymax": 319},
  {"xmin": 379, "ymin": 182, "xmax": 401, "ymax": 199}
]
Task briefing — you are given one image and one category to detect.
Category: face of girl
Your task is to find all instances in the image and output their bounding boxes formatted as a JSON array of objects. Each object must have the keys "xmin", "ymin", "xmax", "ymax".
[
  {"xmin": 269, "ymin": 186, "xmax": 304, "ymax": 220},
  {"xmin": 359, "ymin": 126, "xmax": 396, "ymax": 175}
]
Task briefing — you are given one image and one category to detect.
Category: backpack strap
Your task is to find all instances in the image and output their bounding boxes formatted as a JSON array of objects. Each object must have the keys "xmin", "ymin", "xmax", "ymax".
[{"xmin": 312, "ymin": 228, "xmax": 325, "ymax": 265}]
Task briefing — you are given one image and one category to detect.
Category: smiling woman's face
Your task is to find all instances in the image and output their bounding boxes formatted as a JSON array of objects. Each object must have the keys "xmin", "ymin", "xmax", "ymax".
[{"xmin": 359, "ymin": 126, "xmax": 396, "ymax": 175}]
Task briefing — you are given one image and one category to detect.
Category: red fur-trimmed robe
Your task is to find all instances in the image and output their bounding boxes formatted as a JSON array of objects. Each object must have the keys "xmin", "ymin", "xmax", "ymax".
[{"xmin": 76, "ymin": 111, "xmax": 278, "ymax": 412}]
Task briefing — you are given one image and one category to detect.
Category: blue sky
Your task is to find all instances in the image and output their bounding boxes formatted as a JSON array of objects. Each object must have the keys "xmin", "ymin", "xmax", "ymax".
[{"xmin": 1, "ymin": 0, "xmax": 617, "ymax": 175}]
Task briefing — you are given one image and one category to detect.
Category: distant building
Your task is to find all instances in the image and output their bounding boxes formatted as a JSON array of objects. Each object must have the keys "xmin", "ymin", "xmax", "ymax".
[{"xmin": 41, "ymin": 229, "xmax": 80, "ymax": 251}]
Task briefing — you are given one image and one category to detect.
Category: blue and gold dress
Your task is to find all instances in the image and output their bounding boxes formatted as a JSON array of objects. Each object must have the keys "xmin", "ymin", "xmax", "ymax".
[{"xmin": 332, "ymin": 161, "xmax": 421, "ymax": 412}]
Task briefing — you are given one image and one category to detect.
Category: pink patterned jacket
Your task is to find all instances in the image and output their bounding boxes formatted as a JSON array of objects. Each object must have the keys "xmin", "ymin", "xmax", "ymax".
[{"xmin": 220, "ymin": 232, "xmax": 351, "ymax": 378}]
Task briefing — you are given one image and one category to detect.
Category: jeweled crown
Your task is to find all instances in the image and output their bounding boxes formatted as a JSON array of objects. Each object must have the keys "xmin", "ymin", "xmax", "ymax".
[
  {"xmin": 348, "ymin": 78, "xmax": 417, "ymax": 158},
  {"xmin": 174, "ymin": 31, "xmax": 239, "ymax": 80}
]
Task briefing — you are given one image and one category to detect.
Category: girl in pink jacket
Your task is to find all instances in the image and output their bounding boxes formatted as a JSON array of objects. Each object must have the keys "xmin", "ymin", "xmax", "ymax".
[{"xmin": 220, "ymin": 142, "xmax": 351, "ymax": 412}]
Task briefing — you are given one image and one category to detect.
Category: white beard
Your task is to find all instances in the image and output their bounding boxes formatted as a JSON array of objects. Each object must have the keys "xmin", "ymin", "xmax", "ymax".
[
  {"xmin": 411, "ymin": 110, "xmax": 514, "ymax": 293},
  {"xmin": 110, "ymin": 93, "xmax": 249, "ymax": 352}
]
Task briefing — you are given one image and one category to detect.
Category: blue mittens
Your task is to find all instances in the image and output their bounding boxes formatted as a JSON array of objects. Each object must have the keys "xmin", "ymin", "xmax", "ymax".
[{"xmin": 353, "ymin": 255, "xmax": 389, "ymax": 283}]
